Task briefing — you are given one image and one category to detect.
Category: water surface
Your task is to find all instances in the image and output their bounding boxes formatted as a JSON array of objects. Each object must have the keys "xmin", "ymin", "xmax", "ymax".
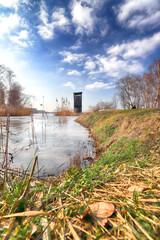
[{"xmin": 1, "ymin": 114, "xmax": 94, "ymax": 176}]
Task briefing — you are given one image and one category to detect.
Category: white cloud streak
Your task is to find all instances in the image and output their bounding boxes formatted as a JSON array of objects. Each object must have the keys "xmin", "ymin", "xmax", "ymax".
[
  {"xmin": 60, "ymin": 51, "xmax": 86, "ymax": 64},
  {"xmin": 117, "ymin": 0, "xmax": 159, "ymax": 22},
  {"xmin": 85, "ymin": 81, "xmax": 115, "ymax": 90},
  {"xmin": 63, "ymin": 81, "xmax": 75, "ymax": 89},
  {"xmin": 95, "ymin": 56, "xmax": 144, "ymax": 77},
  {"xmin": 116, "ymin": 0, "xmax": 160, "ymax": 29},
  {"xmin": 38, "ymin": 0, "xmax": 70, "ymax": 40},
  {"xmin": 10, "ymin": 30, "xmax": 30, "ymax": 47},
  {"xmin": 67, "ymin": 70, "xmax": 81, "ymax": 76},
  {"xmin": 128, "ymin": 11, "xmax": 160, "ymax": 29},
  {"xmin": 107, "ymin": 32, "xmax": 160, "ymax": 59}
]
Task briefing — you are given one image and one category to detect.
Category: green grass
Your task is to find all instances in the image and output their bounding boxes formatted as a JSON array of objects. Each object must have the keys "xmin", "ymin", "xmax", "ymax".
[{"xmin": 0, "ymin": 108, "xmax": 160, "ymax": 239}]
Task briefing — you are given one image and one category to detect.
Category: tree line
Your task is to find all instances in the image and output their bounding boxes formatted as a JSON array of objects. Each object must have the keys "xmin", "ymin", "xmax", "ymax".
[
  {"xmin": 116, "ymin": 58, "xmax": 160, "ymax": 109},
  {"xmin": 89, "ymin": 58, "xmax": 160, "ymax": 112},
  {"xmin": 0, "ymin": 65, "xmax": 30, "ymax": 110}
]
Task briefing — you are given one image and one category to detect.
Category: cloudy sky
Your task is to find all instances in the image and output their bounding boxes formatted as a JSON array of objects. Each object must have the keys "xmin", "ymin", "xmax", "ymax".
[{"xmin": 0, "ymin": 0, "xmax": 160, "ymax": 111}]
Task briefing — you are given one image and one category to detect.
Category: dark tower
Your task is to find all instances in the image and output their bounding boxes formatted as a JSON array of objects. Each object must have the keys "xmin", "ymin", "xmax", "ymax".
[{"xmin": 73, "ymin": 92, "xmax": 82, "ymax": 113}]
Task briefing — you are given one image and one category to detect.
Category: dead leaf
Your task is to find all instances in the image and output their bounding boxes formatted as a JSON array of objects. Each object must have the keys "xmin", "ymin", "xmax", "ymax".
[
  {"xmin": 80, "ymin": 209, "xmax": 90, "ymax": 219},
  {"xmin": 34, "ymin": 200, "xmax": 42, "ymax": 208},
  {"xmin": 127, "ymin": 185, "xmax": 145, "ymax": 194},
  {"xmin": 80, "ymin": 187, "xmax": 88, "ymax": 192},
  {"xmin": 49, "ymin": 221, "xmax": 55, "ymax": 231},
  {"xmin": 30, "ymin": 180, "xmax": 42, "ymax": 187},
  {"xmin": 35, "ymin": 191, "xmax": 43, "ymax": 199},
  {"xmin": 34, "ymin": 191, "xmax": 43, "ymax": 208},
  {"xmin": 26, "ymin": 223, "xmax": 38, "ymax": 240},
  {"xmin": 81, "ymin": 202, "xmax": 115, "ymax": 226},
  {"xmin": 83, "ymin": 157, "xmax": 94, "ymax": 161}
]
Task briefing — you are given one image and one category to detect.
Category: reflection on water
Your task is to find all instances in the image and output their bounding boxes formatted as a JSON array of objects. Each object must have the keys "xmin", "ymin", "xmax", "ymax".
[{"xmin": 0, "ymin": 114, "xmax": 94, "ymax": 176}]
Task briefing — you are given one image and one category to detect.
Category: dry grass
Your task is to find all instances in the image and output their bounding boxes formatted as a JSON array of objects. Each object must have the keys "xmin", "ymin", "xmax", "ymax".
[
  {"xmin": 0, "ymin": 108, "xmax": 160, "ymax": 239},
  {"xmin": 55, "ymin": 110, "xmax": 78, "ymax": 116},
  {"xmin": 1, "ymin": 158, "xmax": 159, "ymax": 239},
  {"xmin": 0, "ymin": 107, "xmax": 32, "ymax": 116}
]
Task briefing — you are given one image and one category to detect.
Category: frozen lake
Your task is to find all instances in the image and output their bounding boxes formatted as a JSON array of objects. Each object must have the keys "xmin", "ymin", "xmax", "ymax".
[{"xmin": 0, "ymin": 114, "xmax": 94, "ymax": 176}]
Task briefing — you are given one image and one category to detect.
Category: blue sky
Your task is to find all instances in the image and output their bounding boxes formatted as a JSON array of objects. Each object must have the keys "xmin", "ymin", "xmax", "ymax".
[{"xmin": 0, "ymin": 0, "xmax": 160, "ymax": 111}]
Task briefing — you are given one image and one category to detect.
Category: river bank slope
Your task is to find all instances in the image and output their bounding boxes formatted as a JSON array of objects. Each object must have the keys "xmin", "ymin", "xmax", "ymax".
[{"xmin": 0, "ymin": 109, "xmax": 160, "ymax": 239}]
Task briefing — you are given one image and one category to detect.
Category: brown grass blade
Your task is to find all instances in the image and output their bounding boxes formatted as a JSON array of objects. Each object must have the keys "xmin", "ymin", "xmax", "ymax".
[
  {"xmin": 0, "ymin": 211, "xmax": 54, "ymax": 219},
  {"xmin": 66, "ymin": 218, "xmax": 81, "ymax": 240}
]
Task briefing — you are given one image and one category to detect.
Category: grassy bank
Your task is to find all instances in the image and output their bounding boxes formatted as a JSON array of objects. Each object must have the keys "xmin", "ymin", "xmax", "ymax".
[{"xmin": 0, "ymin": 109, "xmax": 160, "ymax": 239}]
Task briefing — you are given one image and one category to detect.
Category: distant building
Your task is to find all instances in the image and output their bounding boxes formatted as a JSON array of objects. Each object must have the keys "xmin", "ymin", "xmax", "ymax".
[{"xmin": 73, "ymin": 92, "xmax": 82, "ymax": 113}]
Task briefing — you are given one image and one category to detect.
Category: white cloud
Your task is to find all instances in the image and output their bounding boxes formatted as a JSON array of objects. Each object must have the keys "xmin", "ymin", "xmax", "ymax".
[
  {"xmin": 87, "ymin": 32, "xmax": 160, "ymax": 78},
  {"xmin": 63, "ymin": 81, "xmax": 75, "ymax": 89},
  {"xmin": 85, "ymin": 81, "xmax": 115, "ymax": 90},
  {"xmin": 70, "ymin": 0, "xmax": 108, "ymax": 36},
  {"xmin": 117, "ymin": 0, "xmax": 160, "ymax": 29},
  {"xmin": 0, "ymin": 13, "xmax": 21, "ymax": 37},
  {"xmin": 52, "ymin": 8, "xmax": 70, "ymax": 29},
  {"xmin": 82, "ymin": 0, "xmax": 107, "ymax": 10},
  {"xmin": 0, "ymin": 46, "xmax": 28, "ymax": 73},
  {"xmin": 70, "ymin": 40, "xmax": 81, "ymax": 50},
  {"xmin": 10, "ymin": 30, "xmax": 30, "ymax": 47},
  {"xmin": 107, "ymin": 32, "xmax": 160, "ymax": 59},
  {"xmin": 38, "ymin": 1, "xmax": 70, "ymax": 40},
  {"xmin": 70, "ymin": 0, "xmax": 96, "ymax": 35},
  {"xmin": 0, "ymin": 0, "xmax": 19, "ymax": 10},
  {"xmin": 100, "ymin": 19, "xmax": 108, "ymax": 37},
  {"xmin": 0, "ymin": 0, "xmax": 29, "ymax": 11},
  {"xmin": 117, "ymin": 0, "xmax": 159, "ymax": 22},
  {"xmin": 58, "ymin": 67, "xmax": 64, "ymax": 72},
  {"xmin": 128, "ymin": 11, "xmax": 160, "ymax": 29},
  {"xmin": 60, "ymin": 51, "xmax": 86, "ymax": 64},
  {"xmin": 95, "ymin": 55, "xmax": 144, "ymax": 77},
  {"xmin": 67, "ymin": 70, "xmax": 81, "ymax": 76},
  {"xmin": 84, "ymin": 58, "xmax": 96, "ymax": 70}
]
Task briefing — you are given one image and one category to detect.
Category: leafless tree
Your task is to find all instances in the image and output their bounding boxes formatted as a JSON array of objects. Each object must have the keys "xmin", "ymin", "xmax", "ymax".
[
  {"xmin": 144, "ymin": 59, "xmax": 160, "ymax": 108},
  {"xmin": 116, "ymin": 74, "xmax": 141, "ymax": 109},
  {"xmin": 8, "ymin": 82, "xmax": 23, "ymax": 107},
  {"xmin": 0, "ymin": 64, "xmax": 31, "ymax": 109},
  {"xmin": 0, "ymin": 81, "xmax": 5, "ymax": 106},
  {"xmin": 89, "ymin": 99, "xmax": 116, "ymax": 112}
]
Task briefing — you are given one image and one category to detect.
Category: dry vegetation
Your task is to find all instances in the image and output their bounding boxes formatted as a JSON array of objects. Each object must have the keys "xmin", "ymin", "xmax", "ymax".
[
  {"xmin": 0, "ymin": 109, "xmax": 160, "ymax": 239},
  {"xmin": 0, "ymin": 107, "xmax": 33, "ymax": 116},
  {"xmin": 55, "ymin": 97, "xmax": 78, "ymax": 116}
]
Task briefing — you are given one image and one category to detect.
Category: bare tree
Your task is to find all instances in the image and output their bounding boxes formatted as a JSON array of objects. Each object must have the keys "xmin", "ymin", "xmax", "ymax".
[
  {"xmin": 0, "ymin": 64, "xmax": 31, "ymax": 109},
  {"xmin": 8, "ymin": 82, "xmax": 23, "ymax": 107},
  {"xmin": 0, "ymin": 65, "xmax": 7, "ymax": 107},
  {"xmin": 0, "ymin": 81, "xmax": 5, "ymax": 106},
  {"xmin": 89, "ymin": 99, "xmax": 116, "ymax": 112},
  {"xmin": 116, "ymin": 74, "xmax": 141, "ymax": 109},
  {"xmin": 144, "ymin": 59, "xmax": 160, "ymax": 108}
]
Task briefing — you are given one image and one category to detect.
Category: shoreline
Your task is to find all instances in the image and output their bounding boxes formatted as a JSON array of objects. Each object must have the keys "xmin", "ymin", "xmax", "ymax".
[{"xmin": 0, "ymin": 108, "xmax": 160, "ymax": 239}]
